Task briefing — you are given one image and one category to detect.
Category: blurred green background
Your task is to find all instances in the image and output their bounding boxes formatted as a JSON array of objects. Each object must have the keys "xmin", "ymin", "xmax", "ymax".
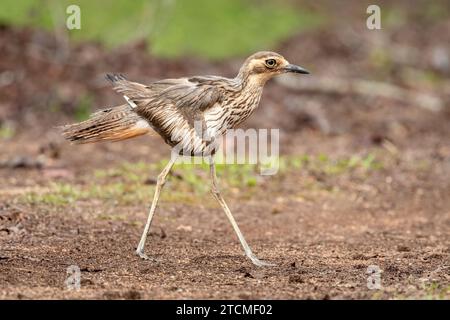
[{"xmin": 0, "ymin": 0, "xmax": 323, "ymax": 59}]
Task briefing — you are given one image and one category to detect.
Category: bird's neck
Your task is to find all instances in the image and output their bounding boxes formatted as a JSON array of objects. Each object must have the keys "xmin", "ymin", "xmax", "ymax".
[
  {"xmin": 230, "ymin": 73, "xmax": 265, "ymax": 113},
  {"xmin": 235, "ymin": 72, "xmax": 268, "ymax": 92}
]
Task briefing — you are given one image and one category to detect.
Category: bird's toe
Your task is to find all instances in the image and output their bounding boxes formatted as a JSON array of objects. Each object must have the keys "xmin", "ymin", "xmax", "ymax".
[{"xmin": 247, "ymin": 252, "xmax": 275, "ymax": 267}]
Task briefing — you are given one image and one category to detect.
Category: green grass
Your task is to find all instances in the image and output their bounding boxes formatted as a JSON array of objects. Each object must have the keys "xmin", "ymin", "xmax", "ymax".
[
  {"xmin": 19, "ymin": 153, "xmax": 382, "ymax": 206},
  {"xmin": 0, "ymin": 0, "xmax": 324, "ymax": 60},
  {"xmin": 73, "ymin": 94, "xmax": 93, "ymax": 121},
  {"xmin": 95, "ymin": 160, "xmax": 260, "ymax": 192},
  {"xmin": 0, "ymin": 123, "xmax": 15, "ymax": 140},
  {"xmin": 21, "ymin": 183, "xmax": 85, "ymax": 205},
  {"xmin": 421, "ymin": 283, "xmax": 450, "ymax": 300},
  {"xmin": 279, "ymin": 153, "xmax": 382, "ymax": 175},
  {"xmin": 390, "ymin": 283, "xmax": 450, "ymax": 300},
  {"xmin": 149, "ymin": 0, "xmax": 323, "ymax": 59}
]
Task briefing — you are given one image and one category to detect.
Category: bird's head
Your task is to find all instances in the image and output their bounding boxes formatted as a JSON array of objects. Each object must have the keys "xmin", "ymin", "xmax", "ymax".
[{"xmin": 237, "ymin": 51, "xmax": 309, "ymax": 85}]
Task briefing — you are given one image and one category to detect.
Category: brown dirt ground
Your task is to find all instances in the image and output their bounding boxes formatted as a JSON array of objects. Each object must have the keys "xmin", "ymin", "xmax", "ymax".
[
  {"xmin": 1, "ymin": 8, "xmax": 450, "ymax": 299},
  {"xmin": 0, "ymin": 130, "xmax": 449, "ymax": 299}
]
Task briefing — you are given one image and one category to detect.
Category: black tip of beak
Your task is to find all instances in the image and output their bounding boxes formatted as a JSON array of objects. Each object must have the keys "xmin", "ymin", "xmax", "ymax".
[{"xmin": 284, "ymin": 64, "xmax": 310, "ymax": 74}]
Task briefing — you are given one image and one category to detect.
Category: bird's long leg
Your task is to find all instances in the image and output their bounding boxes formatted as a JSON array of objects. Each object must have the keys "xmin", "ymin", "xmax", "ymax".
[
  {"xmin": 208, "ymin": 157, "xmax": 274, "ymax": 267},
  {"xmin": 136, "ymin": 155, "xmax": 177, "ymax": 260}
]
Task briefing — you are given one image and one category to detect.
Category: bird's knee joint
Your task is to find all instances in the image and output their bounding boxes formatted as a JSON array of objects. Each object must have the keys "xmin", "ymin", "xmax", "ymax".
[
  {"xmin": 211, "ymin": 185, "xmax": 220, "ymax": 196},
  {"xmin": 157, "ymin": 174, "xmax": 167, "ymax": 186}
]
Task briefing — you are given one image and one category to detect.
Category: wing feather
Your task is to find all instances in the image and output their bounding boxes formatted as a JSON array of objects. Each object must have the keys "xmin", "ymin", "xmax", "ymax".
[{"xmin": 105, "ymin": 74, "xmax": 228, "ymax": 146}]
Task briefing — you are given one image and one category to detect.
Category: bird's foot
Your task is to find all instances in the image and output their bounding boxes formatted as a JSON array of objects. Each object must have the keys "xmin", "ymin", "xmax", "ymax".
[
  {"xmin": 136, "ymin": 250, "xmax": 160, "ymax": 263},
  {"xmin": 246, "ymin": 252, "xmax": 275, "ymax": 267}
]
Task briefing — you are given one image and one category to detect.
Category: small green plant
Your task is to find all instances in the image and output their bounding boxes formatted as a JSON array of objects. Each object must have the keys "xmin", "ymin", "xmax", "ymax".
[
  {"xmin": 0, "ymin": 123, "xmax": 15, "ymax": 139},
  {"xmin": 74, "ymin": 95, "xmax": 93, "ymax": 121},
  {"xmin": 21, "ymin": 183, "xmax": 85, "ymax": 205},
  {"xmin": 421, "ymin": 282, "xmax": 450, "ymax": 300},
  {"xmin": 283, "ymin": 153, "xmax": 382, "ymax": 176}
]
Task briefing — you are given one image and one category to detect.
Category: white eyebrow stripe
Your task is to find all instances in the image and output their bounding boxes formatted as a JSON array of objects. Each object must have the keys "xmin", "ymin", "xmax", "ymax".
[{"xmin": 124, "ymin": 95, "xmax": 138, "ymax": 109}]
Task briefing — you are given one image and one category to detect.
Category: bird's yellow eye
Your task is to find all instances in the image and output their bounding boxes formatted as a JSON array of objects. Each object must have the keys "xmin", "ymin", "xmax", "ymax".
[{"xmin": 265, "ymin": 59, "xmax": 277, "ymax": 68}]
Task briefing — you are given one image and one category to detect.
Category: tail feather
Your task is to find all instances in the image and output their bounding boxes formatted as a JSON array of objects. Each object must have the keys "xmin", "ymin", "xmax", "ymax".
[
  {"xmin": 60, "ymin": 105, "xmax": 151, "ymax": 144},
  {"xmin": 106, "ymin": 73, "xmax": 149, "ymax": 99}
]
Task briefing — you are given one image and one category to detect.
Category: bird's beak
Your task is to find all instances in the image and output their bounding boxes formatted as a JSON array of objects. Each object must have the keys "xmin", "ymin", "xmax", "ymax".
[{"xmin": 284, "ymin": 64, "xmax": 310, "ymax": 74}]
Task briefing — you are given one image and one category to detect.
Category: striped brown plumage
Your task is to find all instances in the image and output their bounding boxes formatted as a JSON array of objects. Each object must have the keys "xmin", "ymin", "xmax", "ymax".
[{"xmin": 60, "ymin": 51, "xmax": 309, "ymax": 266}]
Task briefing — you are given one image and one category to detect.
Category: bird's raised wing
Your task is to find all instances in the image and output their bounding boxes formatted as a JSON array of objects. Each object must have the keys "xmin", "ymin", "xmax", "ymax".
[
  {"xmin": 152, "ymin": 80, "xmax": 223, "ymax": 112},
  {"xmin": 105, "ymin": 74, "xmax": 226, "ymax": 146},
  {"xmin": 106, "ymin": 74, "xmax": 224, "ymax": 113}
]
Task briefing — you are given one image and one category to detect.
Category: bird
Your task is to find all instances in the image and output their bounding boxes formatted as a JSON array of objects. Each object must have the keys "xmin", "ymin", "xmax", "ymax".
[{"xmin": 61, "ymin": 51, "xmax": 309, "ymax": 267}]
